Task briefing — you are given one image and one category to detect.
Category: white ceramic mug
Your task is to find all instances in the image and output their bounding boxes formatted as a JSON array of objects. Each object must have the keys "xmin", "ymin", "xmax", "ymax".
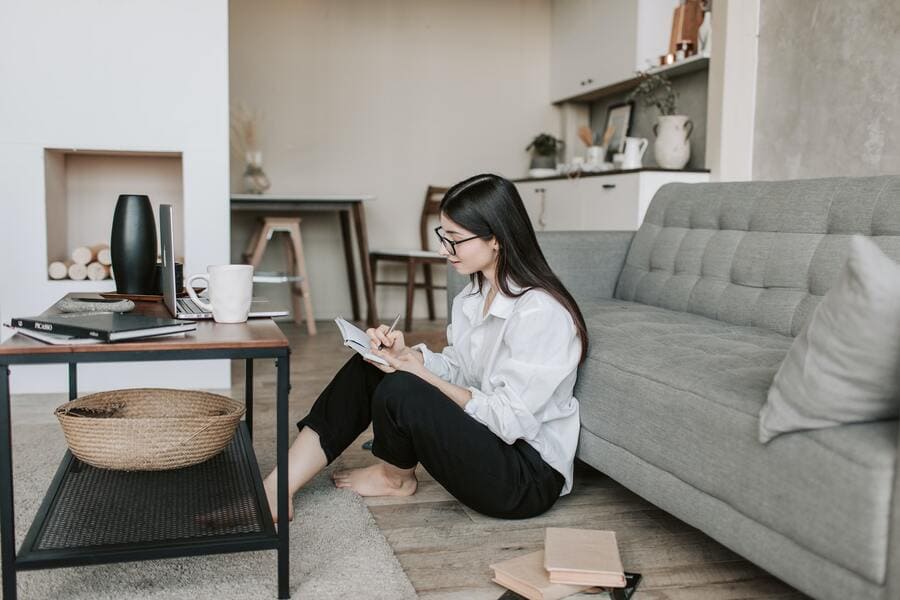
[
  {"xmin": 622, "ymin": 137, "xmax": 649, "ymax": 169},
  {"xmin": 186, "ymin": 264, "xmax": 254, "ymax": 323}
]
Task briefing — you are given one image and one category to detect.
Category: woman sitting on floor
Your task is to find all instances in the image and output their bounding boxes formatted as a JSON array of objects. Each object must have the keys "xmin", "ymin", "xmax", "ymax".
[{"xmin": 263, "ymin": 173, "xmax": 588, "ymax": 521}]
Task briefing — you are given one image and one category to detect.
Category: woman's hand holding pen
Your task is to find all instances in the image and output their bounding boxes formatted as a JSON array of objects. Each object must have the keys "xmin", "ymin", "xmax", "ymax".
[
  {"xmin": 364, "ymin": 320, "xmax": 470, "ymax": 408},
  {"xmin": 366, "ymin": 327, "xmax": 469, "ymax": 407},
  {"xmin": 366, "ymin": 323, "xmax": 407, "ymax": 358},
  {"xmin": 365, "ymin": 322, "xmax": 427, "ymax": 377}
]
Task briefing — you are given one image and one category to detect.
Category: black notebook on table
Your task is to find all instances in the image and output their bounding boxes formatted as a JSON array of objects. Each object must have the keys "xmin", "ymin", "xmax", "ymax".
[{"xmin": 10, "ymin": 312, "xmax": 197, "ymax": 342}]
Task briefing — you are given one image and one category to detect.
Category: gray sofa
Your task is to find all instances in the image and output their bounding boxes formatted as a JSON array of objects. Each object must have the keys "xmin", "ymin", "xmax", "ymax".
[{"xmin": 447, "ymin": 176, "xmax": 900, "ymax": 600}]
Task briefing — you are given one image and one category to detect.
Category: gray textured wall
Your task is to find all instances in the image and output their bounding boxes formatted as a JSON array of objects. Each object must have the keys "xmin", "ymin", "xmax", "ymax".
[
  {"xmin": 753, "ymin": 0, "xmax": 900, "ymax": 180},
  {"xmin": 589, "ymin": 69, "xmax": 708, "ymax": 170}
]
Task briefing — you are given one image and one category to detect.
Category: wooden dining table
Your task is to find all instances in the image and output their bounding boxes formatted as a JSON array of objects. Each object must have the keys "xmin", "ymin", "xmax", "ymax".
[{"xmin": 231, "ymin": 194, "xmax": 378, "ymax": 327}]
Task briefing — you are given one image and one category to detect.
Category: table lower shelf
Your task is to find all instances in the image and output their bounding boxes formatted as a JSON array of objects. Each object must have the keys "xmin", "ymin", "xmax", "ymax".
[{"xmin": 16, "ymin": 423, "xmax": 278, "ymax": 570}]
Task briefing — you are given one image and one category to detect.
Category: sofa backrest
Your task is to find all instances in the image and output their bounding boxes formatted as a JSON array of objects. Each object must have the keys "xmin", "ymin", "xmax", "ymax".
[{"xmin": 614, "ymin": 176, "xmax": 900, "ymax": 336}]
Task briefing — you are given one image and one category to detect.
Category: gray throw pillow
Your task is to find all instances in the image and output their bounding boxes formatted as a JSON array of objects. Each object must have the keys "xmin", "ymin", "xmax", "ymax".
[{"xmin": 759, "ymin": 236, "xmax": 900, "ymax": 443}]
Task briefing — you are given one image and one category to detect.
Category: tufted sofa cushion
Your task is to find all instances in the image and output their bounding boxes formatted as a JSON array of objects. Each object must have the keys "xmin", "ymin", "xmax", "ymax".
[{"xmin": 615, "ymin": 176, "xmax": 900, "ymax": 336}]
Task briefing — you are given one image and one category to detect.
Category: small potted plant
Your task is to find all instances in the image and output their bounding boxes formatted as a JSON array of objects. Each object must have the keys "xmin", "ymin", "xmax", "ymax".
[
  {"xmin": 526, "ymin": 133, "xmax": 565, "ymax": 170},
  {"xmin": 626, "ymin": 73, "xmax": 693, "ymax": 169}
]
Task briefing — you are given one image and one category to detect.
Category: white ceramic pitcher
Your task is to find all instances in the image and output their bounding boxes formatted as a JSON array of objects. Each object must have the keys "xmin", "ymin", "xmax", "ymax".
[
  {"xmin": 653, "ymin": 115, "xmax": 693, "ymax": 169},
  {"xmin": 622, "ymin": 137, "xmax": 649, "ymax": 170}
]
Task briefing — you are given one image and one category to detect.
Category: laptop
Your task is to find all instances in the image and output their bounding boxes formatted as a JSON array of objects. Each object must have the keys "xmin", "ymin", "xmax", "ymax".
[{"xmin": 159, "ymin": 204, "xmax": 289, "ymax": 320}]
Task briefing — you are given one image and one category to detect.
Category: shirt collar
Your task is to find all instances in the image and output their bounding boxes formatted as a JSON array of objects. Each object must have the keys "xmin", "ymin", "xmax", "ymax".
[{"xmin": 461, "ymin": 279, "xmax": 525, "ymax": 323}]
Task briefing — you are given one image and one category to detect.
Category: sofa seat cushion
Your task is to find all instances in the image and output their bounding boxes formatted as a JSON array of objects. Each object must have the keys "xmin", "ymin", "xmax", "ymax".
[{"xmin": 576, "ymin": 299, "xmax": 896, "ymax": 585}]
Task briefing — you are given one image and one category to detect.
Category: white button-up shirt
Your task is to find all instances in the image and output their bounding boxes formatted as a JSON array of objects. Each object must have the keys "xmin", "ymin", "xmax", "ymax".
[{"xmin": 414, "ymin": 280, "xmax": 581, "ymax": 495}]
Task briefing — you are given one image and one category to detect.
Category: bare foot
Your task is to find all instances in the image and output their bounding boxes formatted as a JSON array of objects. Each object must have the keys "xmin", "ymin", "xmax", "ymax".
[
  {"xmin": 331, "ymin": 463, "xmax": 418, "ymax": 497},
  {"xmin": 264, "ymin": 476, "xmax": 294, "ymax": 524}
]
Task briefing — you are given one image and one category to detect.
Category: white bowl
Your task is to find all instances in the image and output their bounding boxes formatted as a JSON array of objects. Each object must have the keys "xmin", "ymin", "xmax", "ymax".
[{"xmin": 528, "ymin": 168, "xmax": 559, "ymax": 178}]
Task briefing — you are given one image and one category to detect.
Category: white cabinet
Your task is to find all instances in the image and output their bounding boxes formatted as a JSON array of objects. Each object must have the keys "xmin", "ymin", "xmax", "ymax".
[
  {"xmin": 580, "ymin": 173, "xmax": 641, "ymax": 230},
  {"xmin": 517, "ymin": 179, "xmax": 584, "ymax": 232},
  {"xmin": 515, "ymin": 170, "xmax": 709, "ymax": 231},
  {"xmin": 516, "ymin": 178, "xmax": 583, "ymax": 231},
  {"xmin": 518, "ymin": 184, "xmax": 548, "ymax": 229},
  {"xmin": 550, "ymin": 0, "xmax": 679, "ymax": 103}
]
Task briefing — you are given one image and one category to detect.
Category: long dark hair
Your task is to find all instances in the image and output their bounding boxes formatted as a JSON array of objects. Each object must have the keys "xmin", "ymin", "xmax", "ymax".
[{"xmin": 440, "ymin": 174, "xmax": 589, "ymax": 363}]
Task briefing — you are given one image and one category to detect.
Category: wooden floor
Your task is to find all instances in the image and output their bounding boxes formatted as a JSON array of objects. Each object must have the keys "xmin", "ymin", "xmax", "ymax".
[{"xmin": 241, "ymin": 319, "xmax": 807, "ymax": 600}]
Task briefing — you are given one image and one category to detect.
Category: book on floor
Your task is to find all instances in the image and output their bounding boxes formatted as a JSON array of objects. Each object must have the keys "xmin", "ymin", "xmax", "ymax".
[
  {"xmin": 9, "ymin": 312, "xmax": 197, "ymax": 342},
  {"xmin": 490, "ymin": 550, "xmax": 592, "ymax": 600},
  {"xmin": 610, "ymin": 572, "xmax": 642, "ymax": 600},
  {"xmin": 334, "ymin": 317, "xmax": 389, "ymax": 366},
  {"xmin": 544, "ymin": 528, "xmax": 626, "ymax": 588},
  {"xmin": 496, "ymin": 572, "xmax": 642, "ymax": 600},
  {"xmin": 495, "ymin": 573, "xmax": 642, "ymax": 600}
]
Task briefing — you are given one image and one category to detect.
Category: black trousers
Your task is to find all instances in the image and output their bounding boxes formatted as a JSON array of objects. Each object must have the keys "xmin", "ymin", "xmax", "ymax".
[{"xmin": 297, "ymin": 354, "xmax": 565, "ymax": 519}]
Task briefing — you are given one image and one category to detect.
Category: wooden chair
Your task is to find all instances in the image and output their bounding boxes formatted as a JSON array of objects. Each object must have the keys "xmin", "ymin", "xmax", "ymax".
[
  {"xmin": 242, "ymin": 216, "xmax": 317, "ymax": 335},
  {"xmin": 369, "ymin": 186, "xmax": 449, "ymax": 332}
]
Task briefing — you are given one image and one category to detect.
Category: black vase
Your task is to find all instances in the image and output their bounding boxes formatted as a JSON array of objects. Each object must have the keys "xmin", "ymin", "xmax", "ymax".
[{"xmin": 110, "ymin": 194, "xmax": 158, "ymax": 294}]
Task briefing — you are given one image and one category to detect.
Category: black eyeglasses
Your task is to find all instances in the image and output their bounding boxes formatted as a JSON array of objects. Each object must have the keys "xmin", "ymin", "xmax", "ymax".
[{"xmin": 434, "ymin": 226, "xmax": 483, "ymax": 256}]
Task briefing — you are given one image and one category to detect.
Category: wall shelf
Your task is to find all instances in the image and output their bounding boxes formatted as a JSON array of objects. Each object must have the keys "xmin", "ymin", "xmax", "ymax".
[{"xmin": 553, "ymin": 55, "xmax": 709, "ymax": 105}]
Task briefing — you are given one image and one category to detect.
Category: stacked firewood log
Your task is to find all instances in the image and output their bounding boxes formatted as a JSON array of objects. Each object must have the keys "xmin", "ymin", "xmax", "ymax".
[{"xmin": 48, "ymin": 244, "xmax": 113, "ymax": 281}]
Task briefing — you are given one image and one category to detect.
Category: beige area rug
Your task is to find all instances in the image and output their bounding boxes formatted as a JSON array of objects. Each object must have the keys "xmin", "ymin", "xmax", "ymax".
[{"xmin": 4, "ymin": 395, "xmax": 417, "ymax": 600}]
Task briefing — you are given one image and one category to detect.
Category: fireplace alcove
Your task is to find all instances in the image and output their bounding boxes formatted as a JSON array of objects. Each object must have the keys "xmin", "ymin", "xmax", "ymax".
[{"xmin": 43, "ymin": 148, "xmax": 185, "ymax": 280}]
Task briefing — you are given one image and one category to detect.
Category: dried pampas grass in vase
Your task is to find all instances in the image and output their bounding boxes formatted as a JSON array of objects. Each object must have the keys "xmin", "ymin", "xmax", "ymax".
[{"xmin": 231, "ymin": 103, "xmax": 271, "ymax": 194}]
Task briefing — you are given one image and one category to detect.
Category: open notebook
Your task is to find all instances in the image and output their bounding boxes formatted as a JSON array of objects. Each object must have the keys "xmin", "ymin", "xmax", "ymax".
[{"xmin": 335, "ymin": 317, "xmax": 389, "ymax": 366}]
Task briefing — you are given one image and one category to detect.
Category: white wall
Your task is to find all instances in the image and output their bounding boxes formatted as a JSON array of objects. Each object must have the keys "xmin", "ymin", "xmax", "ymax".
[
  {"xmin": 705, "ymin": 0, "xmax": 760, "ymax": 181},
  {"xmin": 706, "ymin": 0, "xmax": 899, "ymax": 182},
  {"xmin": 229, "ymin": 0, "xmax": 558, "ymax": 321},
  {"xmin": 0, "ymin": 0, "xmax": 231, "ymax": 393},
  {"xmin": 752, "ymin": 0, "xmax": 900, "ymax": 179}
]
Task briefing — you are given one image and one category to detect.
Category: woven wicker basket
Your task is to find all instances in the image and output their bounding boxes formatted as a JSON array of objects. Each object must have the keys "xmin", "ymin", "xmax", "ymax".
[{"xmin": 55, "ymin": 388, "xmax": 246, "ymax": 471}]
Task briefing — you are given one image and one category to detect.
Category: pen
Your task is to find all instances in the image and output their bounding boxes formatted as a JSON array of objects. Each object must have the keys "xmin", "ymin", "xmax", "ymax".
[{"xmin": 377, "ymin": 313, "xmax": 402, "ymax": 350}]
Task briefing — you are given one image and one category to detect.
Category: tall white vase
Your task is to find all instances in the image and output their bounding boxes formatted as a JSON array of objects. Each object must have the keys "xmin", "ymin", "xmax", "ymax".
[
  {"xmin": 242, "ymin": 150, "xmax": 271, "ymax": 194},
  {"xmin": 698, "ymin": 10, "xmax": 712, "ymax": 57},
  {"xmin": 653, "ymin": 115, "xmax": 693, "ymax": 169}
]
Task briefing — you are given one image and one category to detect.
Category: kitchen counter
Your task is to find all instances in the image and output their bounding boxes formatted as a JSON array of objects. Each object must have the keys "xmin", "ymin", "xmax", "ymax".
[{"xmin": 512, "ymin": 167, "xmax": 710, "ymax": 183}]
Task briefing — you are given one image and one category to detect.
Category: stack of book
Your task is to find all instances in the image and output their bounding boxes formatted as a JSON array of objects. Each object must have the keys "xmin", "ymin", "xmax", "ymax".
[
  {"xmin": 8, "ymin": 312, "xmax": 196, "ymax": 345},
  {"xmin": 490, "ymin": 528, "xmax": 640, "ymax": 600}
]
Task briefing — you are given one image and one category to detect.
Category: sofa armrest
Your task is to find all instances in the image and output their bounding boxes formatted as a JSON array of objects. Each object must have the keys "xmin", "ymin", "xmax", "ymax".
[
  {"xmin": 535, "ymin": 230, "xmax": 635, "ymax": 304},
  {"xmin": 446, "ymin": 230, "xmax": 635, "ymax": 313}
]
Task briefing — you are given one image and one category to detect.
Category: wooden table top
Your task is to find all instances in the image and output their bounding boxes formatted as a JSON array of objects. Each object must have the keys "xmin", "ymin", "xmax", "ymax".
[
  {"xmin": 0, "ymin": 294, "xmax": 289, "ymax": 357},
  {"xmin": 230, "ymin": 195, "xmax": 375, "ymax": 212}
]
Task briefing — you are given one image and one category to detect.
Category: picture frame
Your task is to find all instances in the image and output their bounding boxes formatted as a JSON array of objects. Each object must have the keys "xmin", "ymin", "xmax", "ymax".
[{"xmin": 602, "ymin": 101, "xmax": 634, "ymax": 160}]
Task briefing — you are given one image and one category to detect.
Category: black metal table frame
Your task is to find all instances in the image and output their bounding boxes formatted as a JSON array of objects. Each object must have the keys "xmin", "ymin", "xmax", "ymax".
[{"xmin": 0, "ymin": 345, "xmax": 292, "ymax": 599}]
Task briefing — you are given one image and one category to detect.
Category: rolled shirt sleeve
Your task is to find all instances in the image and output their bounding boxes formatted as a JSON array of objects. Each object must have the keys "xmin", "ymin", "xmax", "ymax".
[
  {"xmin": 413, "ymin": 324, "xmax": 462, "ymax": 384},
  {"xmin": 463, "ymin": 302, "xmax": 580, "ymax": 445}
]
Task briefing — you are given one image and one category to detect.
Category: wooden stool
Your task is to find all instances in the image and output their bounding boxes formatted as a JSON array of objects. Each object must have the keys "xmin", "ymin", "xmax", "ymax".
[{"xmin": 242, "ymin": 216, "xmax": 317, "ymax": 335}]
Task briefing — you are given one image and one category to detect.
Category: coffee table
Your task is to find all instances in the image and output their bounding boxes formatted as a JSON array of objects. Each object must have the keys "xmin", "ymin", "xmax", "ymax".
[{"xmin": 0, "ymin": 295, "xmax": 293, "ymax": 599}]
